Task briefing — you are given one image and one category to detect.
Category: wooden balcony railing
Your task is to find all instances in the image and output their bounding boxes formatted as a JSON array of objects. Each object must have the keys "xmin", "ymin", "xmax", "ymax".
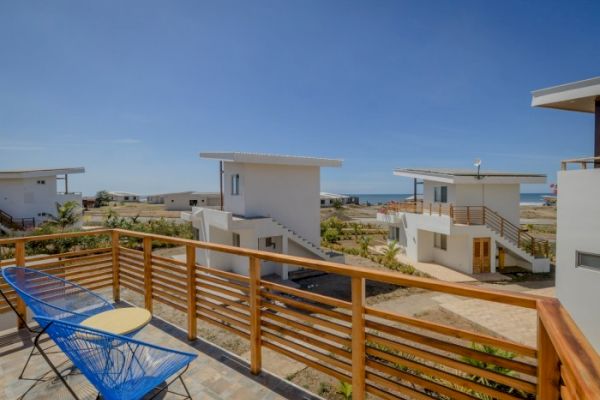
[
  {"xmin": 379, "ymin": 202, "xmax": 550, "ymax": 258},
  {"xmin": 0, "ymin": 229, "xmax": 599, "ymax": 399},
  {"xmin": 0, "ymin": 209, "xmax": 35, "ymax": 230},
  {"xmin": 561, "ymin": 156, "xmax": 600, "ymax": 170}
]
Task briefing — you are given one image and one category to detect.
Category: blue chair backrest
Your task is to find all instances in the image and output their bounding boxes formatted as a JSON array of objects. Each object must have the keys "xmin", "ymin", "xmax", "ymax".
[
  {"xmin": 35, "ymin": 316, "xmax": 197, "ymax": 400},
  {"xmin": 2, "ymin": 266, "xmax": 113, "ymax": 324}
]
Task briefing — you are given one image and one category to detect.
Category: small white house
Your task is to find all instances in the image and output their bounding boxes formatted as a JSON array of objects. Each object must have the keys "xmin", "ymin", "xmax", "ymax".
[
  {"xmin": 532, "ymin": 76, "xmax": 600, "ymax": 351},
  {"xmin": 184, "ymin": 152, "xmax": 343, "ymax": 278},
  {"xmin": 147, "ymin": 191, "xmax": 221, "ymax": 211},
  {"xmin": 377, "ymin": 168, "xmax": 550, "ymax": 275},
  {"xmin": 320, "ymin": 192, "xmax": 359, "ymax": 207},
  {"xmin": 108, "ymin": 191, "xmax": 140, "ymax": 202},
  {"xmin": 0, "ymin": 167, "xmax": 85, "ymax": 230}
]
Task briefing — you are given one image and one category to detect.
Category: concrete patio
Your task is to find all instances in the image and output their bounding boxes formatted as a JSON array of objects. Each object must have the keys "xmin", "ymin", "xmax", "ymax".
[{"xmin": 0, "ymin": 311, "xmax": 320, "ymax": 400}]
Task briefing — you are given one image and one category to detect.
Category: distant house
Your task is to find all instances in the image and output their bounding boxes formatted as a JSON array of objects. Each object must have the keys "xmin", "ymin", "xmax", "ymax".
[
  {"xmin": 377, "ymin": 168, "xmax": 550, "ymax": 274},
  {"xmin": 320, "ymin": 192, "xmax": 359, "ymax": 207},
  {"xmin": 147, "ymin": 191, "xmax": 221, "ymax": 211},
  {"xmin": 0, "ymin": 167, "xmax": 85, "ymax": 230},
  {"xmin": 108, "ymin": 191, "xmax": 140, "ymax": 202},
  {"xmin": 184, "ymin": 152, "xmax": 343, "ymax": 278}
]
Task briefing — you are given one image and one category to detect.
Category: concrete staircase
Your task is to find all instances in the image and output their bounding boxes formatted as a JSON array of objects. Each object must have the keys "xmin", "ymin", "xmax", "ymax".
[{"xmin": 270, "ymin": 219, "xmax": 335, "ymax": 260}]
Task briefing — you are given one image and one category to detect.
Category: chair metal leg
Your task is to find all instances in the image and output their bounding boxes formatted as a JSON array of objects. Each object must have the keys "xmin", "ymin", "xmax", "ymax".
[
  {"xmin": 148, "ymin": 364, "xmax": 192, "ymax": 399},
  {"xmin": 34, "ymin": 323, "xmax": 81, "ymax": 400}
]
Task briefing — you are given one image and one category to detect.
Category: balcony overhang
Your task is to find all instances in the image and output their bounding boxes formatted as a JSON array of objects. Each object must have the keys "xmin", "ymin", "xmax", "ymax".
[{"xmin": 531, "ymin": 76, "xmax": 600, "ymax": 113}]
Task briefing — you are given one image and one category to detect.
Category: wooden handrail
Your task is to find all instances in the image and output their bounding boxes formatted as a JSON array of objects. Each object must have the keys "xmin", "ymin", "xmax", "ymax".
[
  {"xmin": 538, "ymin": 298, "xmax": 600, "ymax": 398},
  {"xmin": 561, "ymin": 156, "xmax": 600, "ymax": 170},
  {"xmin": 1, "ymin": 228, "xmax": 598, "ymax": 399}
]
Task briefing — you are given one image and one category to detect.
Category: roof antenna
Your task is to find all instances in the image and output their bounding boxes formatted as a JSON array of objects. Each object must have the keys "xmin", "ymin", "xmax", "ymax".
[{"xmin": 474, "ymin": 158, "xmax": 482, "ymax": 180}]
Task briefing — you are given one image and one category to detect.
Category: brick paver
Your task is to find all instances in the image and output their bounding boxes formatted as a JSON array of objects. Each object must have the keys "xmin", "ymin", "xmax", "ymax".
[{"xmin": 0, "ymin": 316, "xmax": 320, "ymax": 400}]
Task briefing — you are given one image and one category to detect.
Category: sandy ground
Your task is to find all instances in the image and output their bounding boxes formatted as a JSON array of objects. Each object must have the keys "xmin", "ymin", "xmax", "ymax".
[{"xmin": 84, "ymin": 203, "xmax": 182, "ymax": 218}]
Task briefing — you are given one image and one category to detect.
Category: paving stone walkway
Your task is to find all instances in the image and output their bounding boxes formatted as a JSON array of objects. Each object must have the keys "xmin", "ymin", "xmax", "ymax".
[{"xmin": 0, "ymin": 316, "xmax": 320, "ymax": 400}]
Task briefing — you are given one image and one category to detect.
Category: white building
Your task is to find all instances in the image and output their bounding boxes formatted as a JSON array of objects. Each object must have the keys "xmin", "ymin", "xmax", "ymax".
[
  {"xmin": 377, "ymin": 168, "xmax": 550, "ymax": 275},
  {"xmin": 147, "ymin": 191, "xmax": 221, "ymax": 211},
  {"xmin": 320, "ymin": 192, "xmax": 358, "ymax": 207},
  {"xmin": 108, "ymin": 191, "xmax": 140, "ymax": 202},
  {"xmin": 0, "ymin": 167, "xmax": 84, "ymax": 230},
  {"xmin": 184, "ymin": 152, "xmax": 343, "ymax": 278},
  {"xmin": 532, "ymin": 76, "xmax": 600, "ymax": 351}
]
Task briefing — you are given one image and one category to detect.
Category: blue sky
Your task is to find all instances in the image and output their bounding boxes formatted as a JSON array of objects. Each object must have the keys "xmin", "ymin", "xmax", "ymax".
[{"xmin": 1, "ymin": 1, "xmax": 599, "ymax": 195}]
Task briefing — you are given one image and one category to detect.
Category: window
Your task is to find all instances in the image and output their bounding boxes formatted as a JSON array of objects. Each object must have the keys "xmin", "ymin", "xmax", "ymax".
[
  {"xmin": 171, "ymin": 199, "xmax": 175, "ymax": 203},
  {"xmin": 124, "ymin": 196, "xmax": 130, "ymax": 201},
  {"xmin": 576, "ymin": 251, "xmax": 600, "ymax": 271},
  {"xmin": 36, "ymin": 180, "xmax": 45, "ymax": 185},
  {"xmin": 434, "ymin": 233, "xmax": 447, "ymax": 250},
  {"xmin": 232, "ymin": 233, "xmax": 241, "ymax": 247},
  {"xmin": 434, "ymin": 186, "xmax": 448, "ymax": 203},
  {"xmin": 231, "ymin": 174, "xmax": 240, "ymax": 195},
  {"xmin": 189, "ymin": 200, "xmax": 198, "ymax": 206}
]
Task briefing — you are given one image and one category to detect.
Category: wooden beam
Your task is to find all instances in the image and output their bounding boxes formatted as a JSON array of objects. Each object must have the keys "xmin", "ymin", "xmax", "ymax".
[
  {"xmin": 537, "ymin": 311, "xmax": 561, "ymax": 400},
  {"xmin": 111, "ymin": 230, "xmax": 120, "ymax": 302},
  {"xmin": 143, "ymin": 237, "xmax": 153, "ymax": 313},
  {"xmin": 186, "ymin": 245, "xmax": 197, "ymax": 340},
  {"xmin": 249, "ymin": 256, "xmax": 262, "ymax": 374},
  {"xmin": 351, "ymin": 277, "xmax": 366, "ymax": 400},
  {"xmin": 15, "ymin": 240, "xmax": 26, "ymax": 329}
]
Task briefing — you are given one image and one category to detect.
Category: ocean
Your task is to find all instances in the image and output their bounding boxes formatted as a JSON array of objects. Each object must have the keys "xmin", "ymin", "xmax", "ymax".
[{"xmin": 347, "ymin": 193, "xmax": 552, "ymax": 206}]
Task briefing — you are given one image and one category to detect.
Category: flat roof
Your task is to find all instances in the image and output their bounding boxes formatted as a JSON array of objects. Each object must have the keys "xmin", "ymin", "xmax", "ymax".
[
  {"xmin": 200, "ymin": 152, "xmax": 342, "ymax": 167},
  {"xmin": 0, "ymin": 167, "xmax": 85, "ymax": 179},
  {"xmin": 108, "ymin": 191, "xmax": 139, "ymax": 196},
  {"xmin": 150, "ymin": 191, "xmax": 220, "ymax": 197},
  {"xmin": 320, "ymin": 192, "xmax": 350, "ymax": 199},
  {"xmin": 393, "ymin": 168, "xmax": 546, "ymax": 184},
  {"xmin": 531, "ymin": 76, "xmax": 600, "ymax": 113}
]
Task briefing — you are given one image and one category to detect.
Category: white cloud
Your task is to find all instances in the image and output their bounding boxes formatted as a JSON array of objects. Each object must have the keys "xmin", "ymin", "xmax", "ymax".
[
  {"xmin": 108, "ymin": 138, "xmax": 142, "ymax": 144},
  {"xmin": 0, "ymin": 145, "xmax": 45, "ymax": 151}
]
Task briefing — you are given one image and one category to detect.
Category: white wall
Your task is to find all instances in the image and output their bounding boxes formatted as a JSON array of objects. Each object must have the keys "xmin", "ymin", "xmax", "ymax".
[
  {"xmin": 0, "ymin": 176, "xmax": 82, "ymax": 224},
  {"xmin": 454, "ymin": 183, "xmax": 520, "ymax": 225},
  {"xmin": 556, "ymin": 168, "xmax": 600, "ymax": 351},
  {"xmin": 223, "ymin": 162, "xmax": 321, "ymax": 244},
  {"xmin": 164, "ymin": 193, "xmax": 220, "ymax": 211}
]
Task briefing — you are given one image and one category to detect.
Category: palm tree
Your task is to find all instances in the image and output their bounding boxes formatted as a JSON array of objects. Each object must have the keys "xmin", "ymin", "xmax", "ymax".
[
  {"xmin": 47, "ymin": 201, "xmax": 82, "ymax": 231},
  {"xmin": 382, "ymin": 240, "xmax": 400, "ymax": 265},
  {"xmin": 358, "ymin": 235, "xmax": 371, "ymax": 257}
]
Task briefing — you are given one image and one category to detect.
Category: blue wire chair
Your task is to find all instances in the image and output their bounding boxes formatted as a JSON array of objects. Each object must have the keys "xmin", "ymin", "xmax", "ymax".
[
  {"xmin": 2, "ymin": 266, "xmax": 114, "ymax": 325},
  {"xmin": 1, "ymin": 266, "xmax": 133, "ymax": 380},
  {"xmin": 34, "ymin": 316, "xmax": 197, "ymax": 400}
]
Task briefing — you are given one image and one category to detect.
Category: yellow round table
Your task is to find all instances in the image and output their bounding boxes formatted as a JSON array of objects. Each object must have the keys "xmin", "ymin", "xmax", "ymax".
[{"xmin": 80, "ymin": 308, "xmax": 152, "ymax": 336}]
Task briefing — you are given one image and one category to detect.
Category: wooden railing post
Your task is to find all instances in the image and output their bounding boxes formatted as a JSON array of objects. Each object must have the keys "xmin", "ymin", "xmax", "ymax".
[
  {"xmin": 482, "ymin": 207, "xmax": 486, "ymax": 225},
  {"xmin": 249, "ymin": 256, "xmax": 262, "ymax": 375},
  {"xmin": 15, "ymin": 240, "xmax": 26, "ymax": 329},
  {"xmin": 143, "ymin": 236, "xmax": 153, "ymax": 313},
  {"xmin": 186, "ymin": 244, "xmax": 197, "ymax": 341},
  {"xmin": 449, "ymin": 204, "xmax": 454, "ymax": 220},
  {"xmin": 500, "ymin": 217, "xmax": 504, "ymax": 236},
  {"xmin": 466, "ymin": 206, "xmax": 471, "ymax": 225},
  {"xmin": 351, "ymin": 277, "xmax": 366, "ymax": 400},
  {"xmin": 537, "ymin": 309, "xmax": 561, "ymax": 399},
  {"xmin": 111, "ymin": 230, "xmax": 120, "ymax": 303},
  {"xmin": 438, "ymin": 203, "xmax": 442, "ymax": 216},
  {"xmin": 518, "ymin": 230, "xmax": 521, "ymax": 247},
  {"xmin": 429, "ymin": 203, "xmax": 432, "ymax": 215}
]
